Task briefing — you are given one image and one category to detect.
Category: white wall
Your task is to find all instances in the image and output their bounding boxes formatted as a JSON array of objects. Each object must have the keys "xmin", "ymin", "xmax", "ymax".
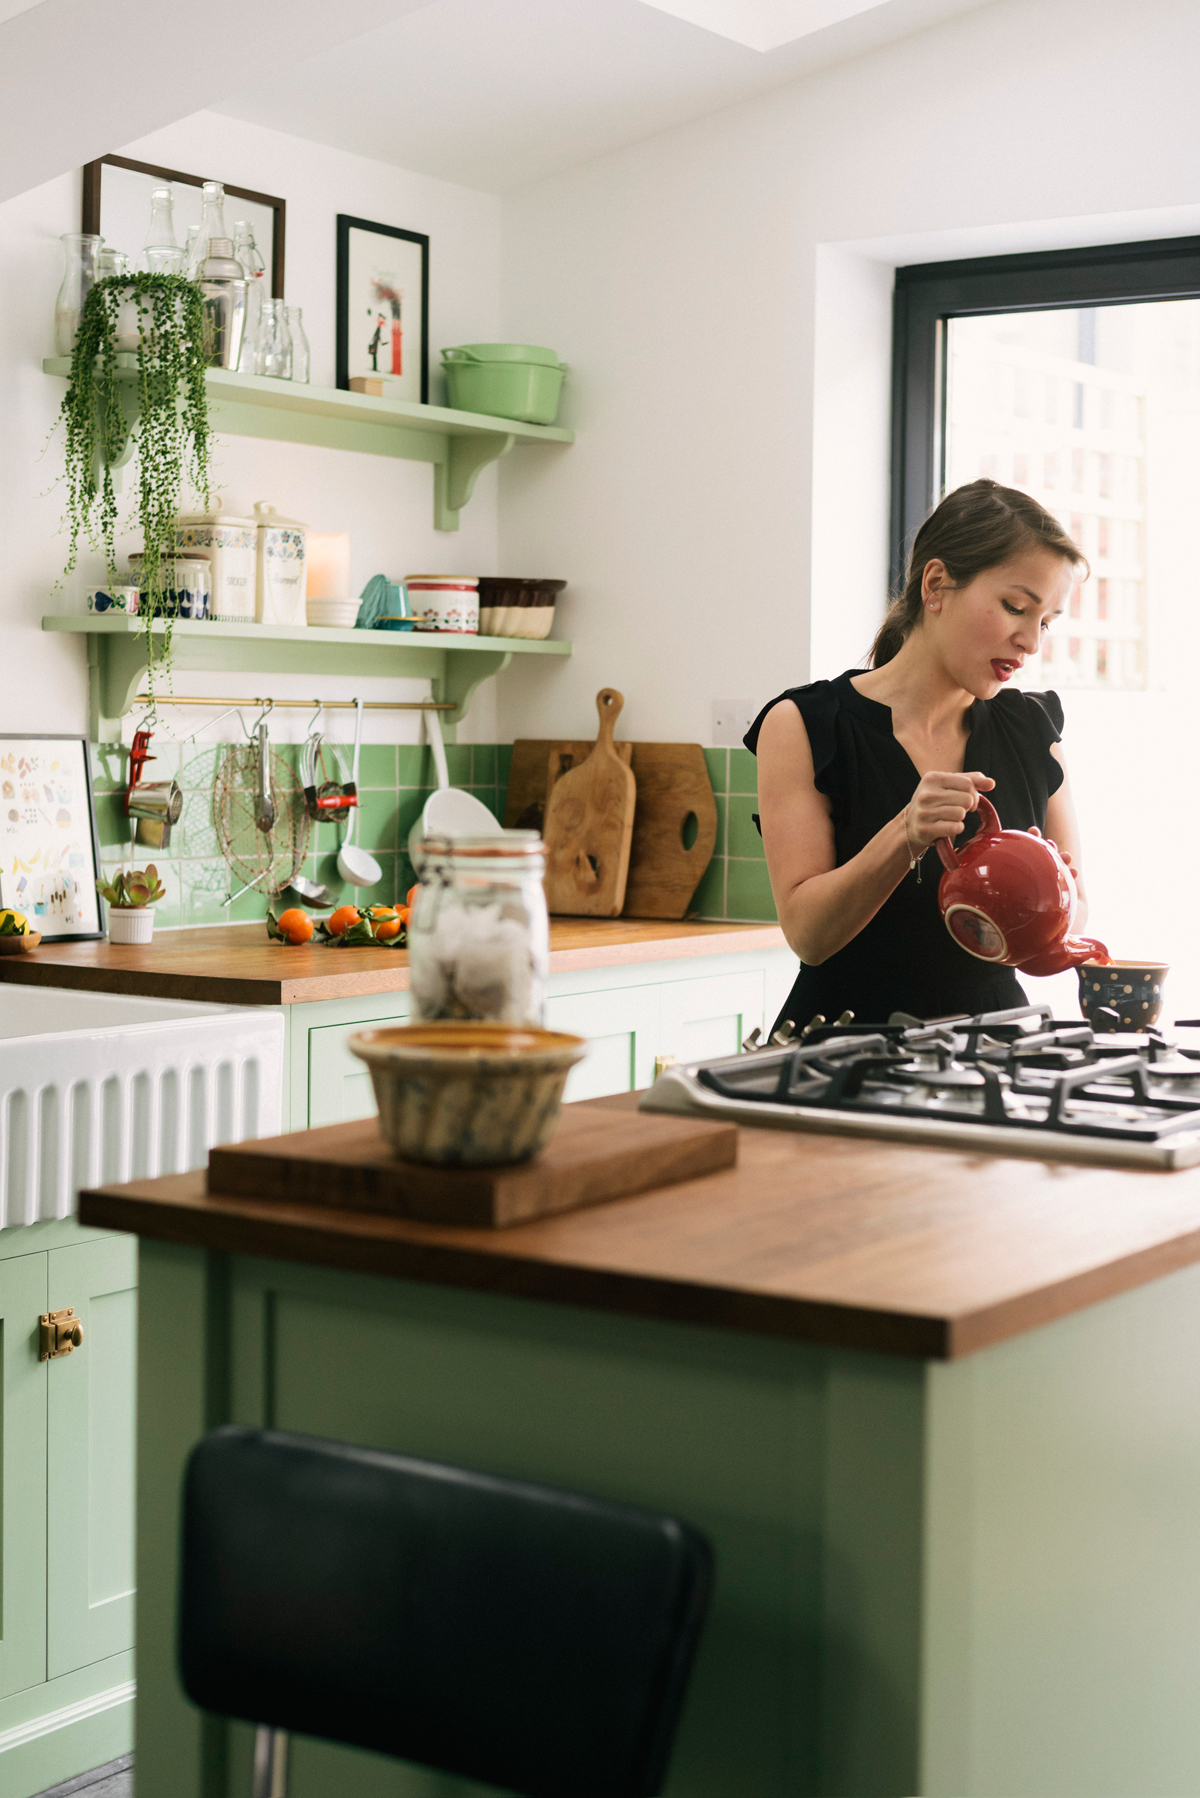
[
  {"xmin": 496, "ymin": 0, "xmax": 1200, "ymax": 745},
  {"xmin": 0, "ymin": 110, "xmax": 503, "ymax": 745}
]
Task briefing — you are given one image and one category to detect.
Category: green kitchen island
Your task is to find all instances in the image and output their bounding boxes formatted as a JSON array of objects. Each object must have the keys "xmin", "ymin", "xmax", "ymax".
[{"xmin": 82, "ymin": 1110, "xmax": 1200, "ymax": 1798}]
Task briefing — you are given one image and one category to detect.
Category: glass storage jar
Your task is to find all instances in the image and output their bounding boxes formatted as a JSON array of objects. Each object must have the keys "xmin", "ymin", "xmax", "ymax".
[
  {"xmin": 127, "ymin": 552, "xmax": 212, "ymax": 618},
  {"xmin": 408, "ymin": 833, "xmax": 548, "ymax": 1025}
]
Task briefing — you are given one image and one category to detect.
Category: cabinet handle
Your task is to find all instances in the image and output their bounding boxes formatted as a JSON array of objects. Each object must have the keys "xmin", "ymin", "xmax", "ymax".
[{"xmin": 39, "ymin": 1307, "xmax": 84, "ymax": 1361}]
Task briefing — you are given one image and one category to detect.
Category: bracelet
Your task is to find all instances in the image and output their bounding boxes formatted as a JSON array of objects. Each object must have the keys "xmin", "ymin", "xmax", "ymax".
[{"xmin": 903, "ymin": 809, "xmax": 925, "ymax": 883}]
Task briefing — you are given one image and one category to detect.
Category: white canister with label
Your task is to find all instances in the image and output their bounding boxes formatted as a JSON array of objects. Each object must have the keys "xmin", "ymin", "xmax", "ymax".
[
  {"xmin": 254, "ymin": 503, "xmax": 308, "ymax": 626},
  {"xmin": 172, "ymin": 513, "xmax": 257, "ymax": 622},
  {"xmin": 404, "ymin": 575, "xmax": 480, "ymax": 635}
]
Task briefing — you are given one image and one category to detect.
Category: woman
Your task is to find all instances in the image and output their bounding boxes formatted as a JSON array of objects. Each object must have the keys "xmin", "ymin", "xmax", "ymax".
[{"xmin": 748, "ymin": 479, "xmax": 1089, "ymax": 1027}]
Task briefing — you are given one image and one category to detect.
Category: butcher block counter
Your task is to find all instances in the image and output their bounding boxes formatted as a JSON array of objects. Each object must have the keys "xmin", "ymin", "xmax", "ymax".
[{"xmin": 91, "ymin": 1109, "xmax": 1200, "ymax": 1798}]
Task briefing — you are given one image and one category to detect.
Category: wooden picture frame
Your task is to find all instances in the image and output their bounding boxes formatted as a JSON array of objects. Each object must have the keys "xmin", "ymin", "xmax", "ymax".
[
  {"xmin": 82, "ymin": 154, "xmax": 286, "ymax": 296},
  {"xmin": 336, "ymin": 214, "xmax": 429, "ymax": 403},
  {"xmin": 0, "ymin": 735, "xmax": 105, "ymax": 940}
]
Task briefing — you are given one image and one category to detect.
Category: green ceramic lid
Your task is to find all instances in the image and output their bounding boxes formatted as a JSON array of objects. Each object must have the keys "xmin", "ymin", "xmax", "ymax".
[{"xmin": 443, "ymin": 342, "xmax": 562, "ymax": 367}]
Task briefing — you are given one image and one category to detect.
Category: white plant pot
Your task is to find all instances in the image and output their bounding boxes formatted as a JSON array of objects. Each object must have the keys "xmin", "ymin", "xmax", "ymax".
[
  {"xmin": 111, "ymin": 283, "xmax": 188, "ymax": 353},
  {"xmin": 107, "ymin": 907, "xmax": 155, "ymax": 944}
]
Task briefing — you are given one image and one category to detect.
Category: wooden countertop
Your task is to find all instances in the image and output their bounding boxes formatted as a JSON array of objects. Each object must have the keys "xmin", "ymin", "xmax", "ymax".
[
  {"xmin": 79, "ymin": 1098, "xmax": 1200, "ymax": 1361},
  {"xmin": 0, "ymin": 918, "xmax": 786, "ymax": 1007}
]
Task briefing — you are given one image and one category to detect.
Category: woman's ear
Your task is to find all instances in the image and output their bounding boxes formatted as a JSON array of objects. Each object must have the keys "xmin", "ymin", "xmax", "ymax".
[{"xmin": 922, "ymin": 557, "xmax": 948, "ymax": 613}]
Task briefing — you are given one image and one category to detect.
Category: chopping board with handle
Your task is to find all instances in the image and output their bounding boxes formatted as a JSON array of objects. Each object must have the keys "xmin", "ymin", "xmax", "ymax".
[
  {"xmin": 506, "ymin": 737, "xmax": 717, "ymax": 920},
  {"xmin": 542, "ymin": 689, "xmax": 637, "ymax": 916}
]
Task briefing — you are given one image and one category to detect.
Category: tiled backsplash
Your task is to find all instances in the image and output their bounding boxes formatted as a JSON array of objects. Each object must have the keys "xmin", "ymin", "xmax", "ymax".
[{"xmin": 90, "ymin": 739, "xmax": 776, "ymax": 928}]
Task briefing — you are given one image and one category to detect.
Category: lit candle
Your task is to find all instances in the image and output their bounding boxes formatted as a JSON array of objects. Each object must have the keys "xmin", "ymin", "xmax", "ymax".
[{"xmin": 306, "ymin": 533, "xmax": 351, "ymax": 599}]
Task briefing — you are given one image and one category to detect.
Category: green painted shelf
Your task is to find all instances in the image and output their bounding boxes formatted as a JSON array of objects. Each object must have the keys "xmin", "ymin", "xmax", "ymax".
[
  {"xmin": 42, "ymin": 358, "xmax": 574, "ymax": 532},
  {"xmin": 42, "ymin": 615, "xmax": 571, "ymax": 740}
]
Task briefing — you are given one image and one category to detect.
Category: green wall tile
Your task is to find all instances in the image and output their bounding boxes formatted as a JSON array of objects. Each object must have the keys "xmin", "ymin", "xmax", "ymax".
[
  {"xmin": 178, "ymin": 745, "xmax": 221, "ymax": 792},
  {"xmin": 728, "ymin": 747, "xmax": 758, "ymax": 796},
  {"xmin": 443, "ymin": 744, "xmax": 471, "ymax": 785},
  {"xmin": 91, "ymin": 744, "xmax": 126, "ymax": 793},
  {"xmin": 472, "ymin": 745, "xmax": 497, "ymax": 785},
  {"xmin": 727, "ymin": 795, "xmax": 765, "ymax": 860},
  {"xmin": 497, "ymin": 743, "xmax": 513, "ymax": 787},
  {"xmin": 354, "ymin": 789, "xmax": 398, "ymax": 856},
  {"xmin": 689, "ymin": 855, "xmax": 726, "ymax": 919},
  {"xmin": 94, "ymin": 794, "xmax": 131, "ymax": 850},
  {"xmin": 396, "ymin": 745, "xmax": 426, "ymax": 786},
  {"xmin": 703, "ymin": 747, "xmax": 728, "ymax": 794},
  {"xmin": 356, "ymin": 745, "xmax": 396, "ymax": 789},
  {"xmin": 713, "ymin": 794, "xmax": 728, "ymax": 857},
  {"xmin": 725, "ymin": 859, "xmax": 776, "ymax": 922}
]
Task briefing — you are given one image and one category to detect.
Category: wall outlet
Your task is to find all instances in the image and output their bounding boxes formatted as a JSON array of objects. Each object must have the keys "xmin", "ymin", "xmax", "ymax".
[{"xmin": 711, "ymin": 698, "xmax": 756, "ymax": 747}]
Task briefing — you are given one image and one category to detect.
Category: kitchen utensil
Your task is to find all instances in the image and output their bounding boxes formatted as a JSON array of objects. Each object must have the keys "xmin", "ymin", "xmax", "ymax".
[
  {"xmin": 405, "ymin": 576, "xmax": 479, "ymax": 635},
  {"xmin": 215, "ymin": 739, "xmax": 309, "ymax": 909},
  {"xmin": 406, "ymin": 708, "xmax": 497, "ymax": 859},
  {"xmin": 198, "ymin": 235, "xmax": 247, "ymax": 369},
  {"xmin": 541, "ymin": 691, "xmax": 639, "ymax": 917},
  {"xmin": 441, "ymin": 344, "xmax": 567, "ymax": 425},
  {"xmin": 209, "ymin": 1096, "xmax": 737, "ymax": 1228},
  {"xmin": 254, "ymin": 503, "xmax": 307, "ymax": 626},
  {"xmin": 286, "ymin": 873, "xmax": 333, "ymax": 907},
  {"xmin": 1079, "ymin": 960, "xmax": 1169, "ymax": 1031},
  {"xmin": 300, "ymin": 729, "xmax": 355, "ymax": 822},
  {"xmin": 336, "ymin": 701, "xmax": 382, "ymax": 888},
  {"xmin": 124, "ymin": 727, "xmax": 183, "ymax": 850},
  {"xmin": 477, "ymin": 577, "xmax": 566, "ymax": 640},
  {"xmin": 936, "ymin": 797, "xmax": 1109, "ymax": 977},
  {"xmin": 255, "ymin": 718, "xmax": 275, "ymax": 835}
]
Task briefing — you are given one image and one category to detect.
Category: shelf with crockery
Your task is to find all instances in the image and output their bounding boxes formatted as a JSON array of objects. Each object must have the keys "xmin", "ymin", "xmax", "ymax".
[
  {"xmin": 41, "ymin": 615, "xmax": 572, "ymax": 740},
  {"xmin": 42, "ymin": 358, "xmax": 575, "ymax": 533}
]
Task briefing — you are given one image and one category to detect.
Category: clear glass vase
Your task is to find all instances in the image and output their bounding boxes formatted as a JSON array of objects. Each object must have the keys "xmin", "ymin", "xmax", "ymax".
[
  {"xmin": 257, "ymin": 298, "xmax": 292, "ymax": 380},
  {"xmin": 54, "ymin": 233, "xmax": 102, "ymax": 355},
  {"xmin": 233, "ymin": 221, "xmax": 267, "ymax": 375},
  {"xmin": 286, "ymin": 306, "xmax": 310, "ymax": 383},
  {"xmin": 142, "ymin": 186, "xmax": 183, "ymax": 275}
]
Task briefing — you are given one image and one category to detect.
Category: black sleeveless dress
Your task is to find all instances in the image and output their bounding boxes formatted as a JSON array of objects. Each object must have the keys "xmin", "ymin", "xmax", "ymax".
[{"xmin": 744, "ymin": 671, "xmax": 1065, "ymax": 1026}]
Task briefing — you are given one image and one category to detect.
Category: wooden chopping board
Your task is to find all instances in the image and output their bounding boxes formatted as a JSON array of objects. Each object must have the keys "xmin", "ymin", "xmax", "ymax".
[
  {"xmin": 506, "ymin": 738, "xmax": 717, "ymax": 920},
  {"xmin": 541, "ymin": 689, "xmax": 637, "ymax": 917},
  {"xmin": 207, "ymin": 1102, "xmax": 738, "ymax": 1229}
]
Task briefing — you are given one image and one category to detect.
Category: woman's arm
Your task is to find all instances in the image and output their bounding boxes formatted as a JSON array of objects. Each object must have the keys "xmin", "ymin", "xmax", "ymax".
[
  {"xmin": 755, "ymin": 700, "xmax": 993, "ymax": 965},
  {"xmin": 1044, "ymin": 744, "xmax": 1088, "ymax": 931}
]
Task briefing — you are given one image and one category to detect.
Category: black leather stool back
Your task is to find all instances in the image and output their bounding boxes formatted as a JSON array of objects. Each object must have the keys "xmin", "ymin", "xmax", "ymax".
[{"xmin": 180, "ymin": 1427, "xmax": 713, "ymax": 1798}]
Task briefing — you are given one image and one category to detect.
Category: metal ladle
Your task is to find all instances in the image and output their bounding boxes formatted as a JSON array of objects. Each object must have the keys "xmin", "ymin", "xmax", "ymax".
[{"xmin": 336, "ymin": 699, "xmax": 382, "ymax": 888}]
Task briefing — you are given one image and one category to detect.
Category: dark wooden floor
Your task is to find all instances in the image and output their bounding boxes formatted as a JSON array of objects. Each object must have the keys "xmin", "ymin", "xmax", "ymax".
[{"xmin": 33, "ymin": 1756, "xmax": 132, "ymax": 1798}]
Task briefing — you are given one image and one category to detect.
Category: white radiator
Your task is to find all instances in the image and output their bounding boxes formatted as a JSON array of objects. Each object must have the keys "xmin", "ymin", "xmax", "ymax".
[{"xmin": 0, "ymin": 987, "xmax": 284, "ymax": 1228}]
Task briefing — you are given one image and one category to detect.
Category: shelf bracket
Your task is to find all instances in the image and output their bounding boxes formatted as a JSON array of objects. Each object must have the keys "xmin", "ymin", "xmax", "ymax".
[
  {"xmin": 438, "ymin": 649, "xmax": 513, "ymax": 729},
  {"xmin": 434, "ymin": 433, "xmax": 517, "ymax": 532},
  {"xmin": 89, "ymin": 631, "xmax": 152, "ymax": 742}
]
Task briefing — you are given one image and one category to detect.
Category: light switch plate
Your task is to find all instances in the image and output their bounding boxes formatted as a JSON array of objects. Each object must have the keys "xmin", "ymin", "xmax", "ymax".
[{"xmin": 711, "ymin": 698, "xmax": 756, "ymax": 747}]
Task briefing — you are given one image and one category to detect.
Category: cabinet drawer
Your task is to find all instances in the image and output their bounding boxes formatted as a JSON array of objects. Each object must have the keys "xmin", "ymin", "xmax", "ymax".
[
  {"xmin": 660, "ymin": 969, "xmax": 766, "ymax": 1064},
  {"xmin": 308, "ymin": 1005, "xmax": 412, "ymax": 1128},
  {"xmin": 545, "ymin": 986, "xmax": 660, "ymax": 1101}
]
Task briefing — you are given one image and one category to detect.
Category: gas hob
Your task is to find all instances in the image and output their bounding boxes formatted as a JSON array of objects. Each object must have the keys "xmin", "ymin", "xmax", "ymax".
[{"xmin": 639, "ymin": 1004, "xmax": 1200, "ymax": 1170}]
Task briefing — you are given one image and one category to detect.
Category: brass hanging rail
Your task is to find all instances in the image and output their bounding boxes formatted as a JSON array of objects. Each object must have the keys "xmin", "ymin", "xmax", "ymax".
[{"xmin": 132, "ymin": 695, "xmax": 456, "ymax": 711}]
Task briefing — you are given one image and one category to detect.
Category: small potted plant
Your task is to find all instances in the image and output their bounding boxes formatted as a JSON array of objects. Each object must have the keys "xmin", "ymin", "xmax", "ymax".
[{"xmin": 97, "ymin": 865, "xmax": 167, "ymax": 944}]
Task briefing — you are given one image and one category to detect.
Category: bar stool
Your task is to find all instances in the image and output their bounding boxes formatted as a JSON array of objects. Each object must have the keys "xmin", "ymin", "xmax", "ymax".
[{"xmin": 179, "ymin": 1426, "xmax": 714, "ymax": 1798}]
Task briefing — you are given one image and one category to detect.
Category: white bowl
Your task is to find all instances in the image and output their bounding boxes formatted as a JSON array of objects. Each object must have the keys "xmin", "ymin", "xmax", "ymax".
[{"xmin": 306, "ymin": 598, "xmax": 360, "ymax": 628}]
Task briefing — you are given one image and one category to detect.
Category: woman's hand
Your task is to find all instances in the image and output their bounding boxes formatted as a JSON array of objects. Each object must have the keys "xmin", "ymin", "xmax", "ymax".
[{"xmin": 904, "ymin": 770, "xmax": 995, "ymax": 856}]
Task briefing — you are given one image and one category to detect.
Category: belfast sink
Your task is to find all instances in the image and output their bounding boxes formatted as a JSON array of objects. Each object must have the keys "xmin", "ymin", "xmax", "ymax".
[{"xmin": 0, "ymin": 985, "xmax": 283, "ymax": 1228}]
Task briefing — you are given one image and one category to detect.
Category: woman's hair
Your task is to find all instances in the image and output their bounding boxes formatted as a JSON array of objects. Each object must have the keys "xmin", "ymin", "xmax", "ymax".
[{"xmin": 870, "ymin": 478, "xmax": 1087, "ymax": 668}]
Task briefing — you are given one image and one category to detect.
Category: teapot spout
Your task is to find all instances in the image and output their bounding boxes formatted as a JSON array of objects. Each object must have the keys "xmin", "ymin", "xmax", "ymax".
[{"xmin": 1016, "ymin": 936, "xmax": 1111, "ymax": 979}]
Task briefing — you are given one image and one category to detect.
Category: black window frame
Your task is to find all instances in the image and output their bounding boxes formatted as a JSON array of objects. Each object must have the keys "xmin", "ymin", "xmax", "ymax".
[{"xmin": 890, "ymin": 235, "xmax": 1200, "ymax": 592}]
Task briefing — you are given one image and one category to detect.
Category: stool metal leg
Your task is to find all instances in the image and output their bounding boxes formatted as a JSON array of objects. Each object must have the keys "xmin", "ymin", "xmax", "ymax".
[{"xmin": 253, "ymin": 1725, "xmax": 289, "ymax": 1798}]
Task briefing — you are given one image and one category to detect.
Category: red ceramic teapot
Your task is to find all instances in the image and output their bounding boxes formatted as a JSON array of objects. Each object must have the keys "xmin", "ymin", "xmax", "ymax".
[{"xmin": 936, "ymin": 797, "xmax": 1109, "ymax": 978}]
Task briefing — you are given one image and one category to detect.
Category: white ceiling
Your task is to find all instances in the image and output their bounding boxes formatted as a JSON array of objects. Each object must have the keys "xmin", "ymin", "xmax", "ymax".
[{"xmin": 214, "ymin": 0, "xmax": 994, "ymax": 195}]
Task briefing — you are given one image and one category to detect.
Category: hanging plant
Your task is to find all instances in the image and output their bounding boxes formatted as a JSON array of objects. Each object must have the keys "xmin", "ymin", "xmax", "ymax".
[{"xmin": 57, "ymin": 272, "xmax": 214, "ymax": 710}]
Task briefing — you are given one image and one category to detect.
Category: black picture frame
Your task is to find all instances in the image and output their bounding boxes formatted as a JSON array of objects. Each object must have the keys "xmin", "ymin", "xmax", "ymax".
[
  {"xmin": 82, "ymin": 154, "xmax": 286, "ymax": 297},
  {"xmin": 0, "ymin": 735, "xmax": 105, "ymax": 941},
  {"xmin": 336, "ymin": 213, "xmax": 429, "ymax": 402},
  {"xmin": 890, "ymin": 234, "xmax": 1200, "ymax": 592}
]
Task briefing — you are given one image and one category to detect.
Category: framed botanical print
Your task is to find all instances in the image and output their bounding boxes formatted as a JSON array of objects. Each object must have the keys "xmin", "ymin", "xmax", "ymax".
[
  {"xmin": 0, "ymin": 736, "xmax": 104, "ymax": 939},
  {"xmin": 336, "ymin": 214, "xmax": 429, "ymax": 403}
]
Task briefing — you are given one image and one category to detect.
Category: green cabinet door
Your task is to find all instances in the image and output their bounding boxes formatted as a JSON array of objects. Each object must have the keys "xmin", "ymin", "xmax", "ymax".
[
  {"xmin": 0, "ymin": 1250, "xmax": 48, "ymax": 1700},
  {"xmin": 46, "ymin": 1235, "xmax": 138, "ymax": 1678},
  {"xmin": 308, "ymin": 1006, "xmax": 412, "ymax": 1128},
  {"xmin": 545, "ymin": 985, "xmax": 661, "ymax": 1098},
  {"xmin": 659, "ymin": 969, "xmax": 766, "ymax": 1063}
]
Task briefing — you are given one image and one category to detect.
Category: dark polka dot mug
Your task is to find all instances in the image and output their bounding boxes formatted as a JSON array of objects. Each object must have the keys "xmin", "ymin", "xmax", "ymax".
[{"xmin": 1078, "ymin": 961, "xmax": 1169, "ymax": 1031}]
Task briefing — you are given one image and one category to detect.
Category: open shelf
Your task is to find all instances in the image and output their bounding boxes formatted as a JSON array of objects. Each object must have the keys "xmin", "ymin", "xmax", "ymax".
[
  {"xmin": 42, "ymin": 358, "xmax": 574, "ymax": 532},
  {"xmin": 42, "ymin": 614, "xmax": 571, "ymax": 740}
]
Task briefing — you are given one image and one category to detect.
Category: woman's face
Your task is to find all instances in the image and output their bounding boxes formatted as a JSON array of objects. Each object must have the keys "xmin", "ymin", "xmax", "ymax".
[{"xmin": 923, "ymin": 546, "xmax": 1075, "ymax": 698}]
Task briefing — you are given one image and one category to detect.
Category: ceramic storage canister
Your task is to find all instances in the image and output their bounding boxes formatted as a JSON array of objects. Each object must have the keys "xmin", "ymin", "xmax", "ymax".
[
  {"xmin": 254, "ymin": 503, "xmax": 308, "ymax": 625},
  {"xmin": 173, "ymin": 512, "xmax": 257, "ymax": 622}
]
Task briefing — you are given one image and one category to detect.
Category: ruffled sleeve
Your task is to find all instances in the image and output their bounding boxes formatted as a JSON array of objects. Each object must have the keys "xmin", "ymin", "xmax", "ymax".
[
  {"xmin": 992, "ymin": 687, "xmax": 1064, "ymax": 797},
  {"xmin": 743, "ymin": 681, "xmax": 841, "ymax": 797}
]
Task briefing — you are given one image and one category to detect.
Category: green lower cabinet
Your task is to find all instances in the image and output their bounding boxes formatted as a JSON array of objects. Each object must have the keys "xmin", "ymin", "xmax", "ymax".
[
  {"xmin": 546, "ymin": 982, "xmax": 661, "ymax": 1097},
  {"xmin": 308, "ymin": 1005, "xmax": 412, "ymax": 1128},
  {"xmin": 0, "ymin": 1225, "xmax": 137, "ymax": 1798}
]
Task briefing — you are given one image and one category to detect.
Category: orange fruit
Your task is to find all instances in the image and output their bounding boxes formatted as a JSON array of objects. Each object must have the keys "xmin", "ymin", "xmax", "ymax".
[
  {"xmin": 406, "ymin": 884, "xmax": 419, "ymax": 911},
  {"xmin": 327, "ymin": 904, "xmax": 362, "ymax": 938},
  {"xmin": 369, "ymin": 905, "xmax": 402, "ymax": 941},
  {"xmin": 275, "ymin": 908, "xmax": 314, "ymax": 945}
]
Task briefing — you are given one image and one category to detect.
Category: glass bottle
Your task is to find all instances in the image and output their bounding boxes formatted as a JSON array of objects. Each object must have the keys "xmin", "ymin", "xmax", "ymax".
[
  {"xmin": 54, "ymin": 233, "xmax": 102, "ymax": 354},
  {"xmin": 142, "ymin": 186, "xmax": 183, "ymax": 274},
  {"xmin": 198, "ymin": 233, "xmax": 247, "ymax": 369},
  {"xmin": 97, "ymin": 247, "xmax": 129, "ymax": 279},
  {"xmin": 286, "ymin": 306, "xmax": 310, "ymax": 383},
  {"xmin": 187, "ymin": 180, "xmax": 230, "ymax": 279},
  {"xmin": 407, "ymin": 833, "xmax": 549, "ymax": 1025},
  {"xmin": 233, "ymin": 221, "xmax": 267, "ymax": 375},
  {"xmin": 258, "ymin": 298, "xmax": 292, "ymax": 379}
]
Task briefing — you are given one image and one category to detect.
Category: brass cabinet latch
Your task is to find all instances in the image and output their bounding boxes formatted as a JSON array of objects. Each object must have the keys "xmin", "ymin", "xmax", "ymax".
[{"xmin": 39, "ymin": 1307, "xmax": 83, "ymax": 1361}]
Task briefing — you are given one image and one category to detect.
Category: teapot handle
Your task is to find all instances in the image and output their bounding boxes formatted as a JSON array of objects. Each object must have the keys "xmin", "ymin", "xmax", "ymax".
[{"xmin": 935, "ymin": 794, "xmax": 1001, "ymax": 872}]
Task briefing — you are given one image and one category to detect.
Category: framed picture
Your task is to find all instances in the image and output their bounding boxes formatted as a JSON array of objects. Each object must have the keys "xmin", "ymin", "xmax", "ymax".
[
  {"xmin": 82, "ymin": 155, "xmax": 286, "ymax": 296},
  {"xmin": 0, "ymin": 737, "xmax": 104, "ymax": 940},
  {"xmin": 336, "ymin": 214, "xmax": 429, "ymax": 402}
]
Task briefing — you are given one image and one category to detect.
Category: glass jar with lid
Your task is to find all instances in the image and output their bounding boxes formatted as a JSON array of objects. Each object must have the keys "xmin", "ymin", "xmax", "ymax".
[
  {"xmin": 408, "ymin": 833, "xmax": 549, "ymax": 1025},
  {"xmin": 127, "ymin": 552, "xmax": 212, "ymax": 619}
]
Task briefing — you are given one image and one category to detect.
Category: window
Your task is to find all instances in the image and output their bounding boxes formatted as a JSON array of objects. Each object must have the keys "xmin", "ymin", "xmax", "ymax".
[{"xmin": 891, "ymin": 234, "xmax": 1200, "ymax": 1001}]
